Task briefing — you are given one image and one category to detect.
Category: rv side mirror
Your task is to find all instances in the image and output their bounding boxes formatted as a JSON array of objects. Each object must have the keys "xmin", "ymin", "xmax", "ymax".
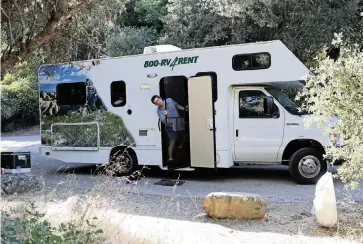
[{"xmin": 264, "ymin": 96, "xmax": 275, "ymax": 115}]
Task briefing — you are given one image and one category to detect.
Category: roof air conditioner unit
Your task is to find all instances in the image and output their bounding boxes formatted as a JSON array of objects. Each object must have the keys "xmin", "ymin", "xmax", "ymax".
[{"xmin": 143, "ymin": 45, "xmax": 182, "ymax": 54}]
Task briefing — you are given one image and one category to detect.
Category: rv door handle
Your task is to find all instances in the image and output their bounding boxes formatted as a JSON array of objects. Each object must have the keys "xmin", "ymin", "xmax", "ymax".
[
  {"xmin": 158, "ymin": 119, "xmax": 161, "ymax": 131},
  {"xmin": 236, "ymin": 129, "xmax": 239, "ymax": 137}
]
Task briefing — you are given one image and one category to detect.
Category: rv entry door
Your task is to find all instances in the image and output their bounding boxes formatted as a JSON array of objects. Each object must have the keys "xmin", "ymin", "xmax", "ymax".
[{"xmin": 187, "ymin": 76, "xmax": 216, "ymax": 168}]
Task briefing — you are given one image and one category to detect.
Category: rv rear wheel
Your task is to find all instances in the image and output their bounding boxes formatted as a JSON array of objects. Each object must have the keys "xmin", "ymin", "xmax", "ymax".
[
  {"xmin": 108, "ymin": 149, "xmax": 137, "ymax": 176},
  {"xmin": 288, "ymin": 147, "xmax": 327, "ymax": 184}
]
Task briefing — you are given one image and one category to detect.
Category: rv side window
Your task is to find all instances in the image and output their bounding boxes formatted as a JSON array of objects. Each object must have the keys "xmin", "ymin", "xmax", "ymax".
[
  {"xmin": 239, "ymin": 90, "xmax": 269, "ymax": 118},
  {"xmin": 56, "ymin": 82, "xmax": 86, "ymax": 105},
  {"xmin": 232, "ymin": 53, "xmax": 271, "ymax": 71},
  {"xmin": 111, "ymin": 81, "xmax": 126, "ymax": 107}
]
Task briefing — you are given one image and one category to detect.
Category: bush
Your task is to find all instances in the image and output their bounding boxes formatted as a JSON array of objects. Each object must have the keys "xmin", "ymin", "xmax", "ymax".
[
  {"xmin": 1, "ymin": 202, "xmax": 104, "ymax": 243},
  {"xmin": 1, "ymin": 61, "xmax": 39, "ymax": 132},
  {"xmin": 297, "ymin": 34, "xmax": 363, "ymax": 190}
]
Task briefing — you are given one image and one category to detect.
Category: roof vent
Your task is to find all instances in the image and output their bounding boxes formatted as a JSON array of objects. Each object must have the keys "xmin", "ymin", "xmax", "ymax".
[{"xmin": 143, "ymin": 45, "xmax": 182, "ymax": 54}]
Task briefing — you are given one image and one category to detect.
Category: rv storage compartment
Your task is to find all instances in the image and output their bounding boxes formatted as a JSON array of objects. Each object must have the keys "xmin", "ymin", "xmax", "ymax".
[{"xmin": 1, "ymin": 151, "xmax": 31, "ymax": 174}]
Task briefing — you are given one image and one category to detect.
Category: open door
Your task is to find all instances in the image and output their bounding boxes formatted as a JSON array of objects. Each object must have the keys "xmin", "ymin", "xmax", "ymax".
[{"xmin": 188, "ymin": 76, "xmax": 216, "ymax": 168}]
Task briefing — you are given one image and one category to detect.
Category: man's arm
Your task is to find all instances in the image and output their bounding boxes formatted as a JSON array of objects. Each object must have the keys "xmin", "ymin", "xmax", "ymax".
[
  {"xmin": 171, "ymin": 99, "xmax": 186, "ymax": 111},
  {"xmin": 176, "ymin": 104, "xmax": 185, "ymax": 110},
  {"xmin": 157, "ymin": 110, "xmax": 167, "ymax": 123}
]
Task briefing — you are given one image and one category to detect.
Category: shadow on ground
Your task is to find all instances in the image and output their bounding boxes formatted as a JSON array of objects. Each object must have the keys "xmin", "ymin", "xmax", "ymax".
[
  {"xmin": 53, "ymin": 163, "xmax": 294, "ymax": 182},
  {"xmin": 51, "ymin": 162, "xmax": 341, "ymax": 184}
]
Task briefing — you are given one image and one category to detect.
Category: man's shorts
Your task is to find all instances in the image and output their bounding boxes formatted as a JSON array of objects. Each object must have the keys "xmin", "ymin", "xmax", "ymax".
[{"xmin": 166, "ymin": 126, "xmax": 178, "ymax": 141}]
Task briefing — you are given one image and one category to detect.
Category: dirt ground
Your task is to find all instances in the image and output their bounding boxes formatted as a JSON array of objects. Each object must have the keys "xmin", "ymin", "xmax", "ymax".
[
  {"xmin": 1, "ymin": 128, "xmax": 363, "ymax": 243},
  {"xmin": 1, "ymin": 125, "xmax": 40, "ymax": 137},
  {"xmin": 2, "ymin": 177, "xmax": 362, "ymax": 243}
]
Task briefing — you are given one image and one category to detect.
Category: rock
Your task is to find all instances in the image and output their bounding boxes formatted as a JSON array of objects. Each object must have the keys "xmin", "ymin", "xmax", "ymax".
[
  {"xmin": 203, "ymin": 192, "xmax": 267, "ymax": 220},
  {"xmin": 279, "ymin": 218, "xmax": 289, "ymax": 225},
  {"xmin": 1, "ymin": 174, "xmax": 44, "ymax": 195}
]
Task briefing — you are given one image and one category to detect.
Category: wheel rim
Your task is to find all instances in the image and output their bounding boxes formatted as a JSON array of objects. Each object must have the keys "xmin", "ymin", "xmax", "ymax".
[
  {"xmin": 298, "ymin": 155, "xmax": 321, "ymax": 179},
  {"xmin": 113, "ymin": 152, "xmax": 133, "ymax": 173}
]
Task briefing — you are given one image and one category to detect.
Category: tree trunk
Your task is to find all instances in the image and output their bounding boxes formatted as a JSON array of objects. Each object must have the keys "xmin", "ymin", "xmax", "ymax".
[{"xmin": 1, "ymin": 1, "xmax": 91, "ymax": 78}]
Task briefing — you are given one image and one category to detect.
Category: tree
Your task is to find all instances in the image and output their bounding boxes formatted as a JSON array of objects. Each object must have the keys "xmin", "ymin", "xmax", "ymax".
[
  {"xmin": 116, "ymin": 0, "xmax": 168, "ymax": 33},
  {"xmin": 161, "ymin": 0, "xmax": 361, "ymax": 64},
  {"xmin": 297, "ymin": 34, "xmax": 363, "ymax": 190},
  {"xmin": 342, "ymin": 1, "xmax": 363, "ymax": 46},
  {"xmin": 160, "ymin": 0, "xmax": 231, "ymax": 48},
  {"xmin": 105, "ymin": 26, "xmax": 158, "ymax": 57},
  {"xmin": 1, "ymin": 0, "xmax": 126, "ymax": 77}
]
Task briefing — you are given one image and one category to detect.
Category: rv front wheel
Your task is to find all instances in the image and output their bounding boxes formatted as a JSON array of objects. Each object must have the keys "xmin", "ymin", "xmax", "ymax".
[
  {"xmin": 288, "ymin": 147, "xmax": 327, "ymax": 184},
  {"xmin": 108, "ymin": 149, "xmax": 137, "ymax": 176}
]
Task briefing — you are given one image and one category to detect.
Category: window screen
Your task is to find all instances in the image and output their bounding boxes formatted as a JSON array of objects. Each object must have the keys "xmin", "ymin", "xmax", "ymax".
[
  {"xmin": 233, "ymin": 52, "xmax": 271, "ymax": 71},
  {"xmin": 111, "ymin": 81, "xmax": 126, "ymax": 107},
  {"xmin": 56, "ymin": 82, "xmax": 86, "ymax": 105}
]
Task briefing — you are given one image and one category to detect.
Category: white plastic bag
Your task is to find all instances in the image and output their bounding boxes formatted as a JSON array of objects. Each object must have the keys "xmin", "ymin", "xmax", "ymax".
[{"xmin": 311, "ymin": 172, "xmax": 337, "ymax": 227}]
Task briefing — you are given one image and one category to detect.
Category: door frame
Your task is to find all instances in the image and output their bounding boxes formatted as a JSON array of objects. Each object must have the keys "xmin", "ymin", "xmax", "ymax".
[
  {"xmin": 232, "ymin": 86, "xmax": 283, "ymax": 162},
  {"xmin": 158, "ymin": 74, "xmax": 217, "ymax": 169},
  {"xmin": 159, "ymin": 76, "xmax": 190, "ymax": 169}
]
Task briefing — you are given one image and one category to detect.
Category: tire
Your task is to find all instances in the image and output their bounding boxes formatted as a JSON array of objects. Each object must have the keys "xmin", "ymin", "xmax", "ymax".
[
  {"xmin": 107, "ymin": 149, "xmax": 138, "ymax": 176},
  {"xmin": 289, "ymin": 147, "xmax": 327, "ymax": 184}
]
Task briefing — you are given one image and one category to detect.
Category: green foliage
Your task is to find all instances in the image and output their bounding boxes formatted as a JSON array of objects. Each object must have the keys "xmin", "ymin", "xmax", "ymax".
[
  {"xmin": 3, "ymin": 0, "xmax": 362, "ymax": 141},
  {"xmin": 105, "ymin": 0, "xmax": 170, "ymax": 57},
  {"xmin": 2, "ymin": 0, "xmax": 361, "ymax": 74},
  {"xmin": 282, "ymin": 88, "xmax": 303, "ymax": 107},
  {"xmin": 161, "ymin": 0, "xmax": 361, "ymax": 64},
  {"xmin": 1, "ymin": 0, "xmax": 128, "ymax": 75},
  {"xmin": 160, "ymin": 0, "xmax": 231, "ymax": 48},
  {"xmin": 105, "ymin": 26, "xmax": 157, "ymax": 57},
  {"xmin": 117, "ymin": 0, "xmax": 168, "ymax": 33},
  {"xmin": 1, "ymin": 60, "xmax": 39, "ymax": 132},
  {"xmin": 1, "ymin": 202, "xmax": 104, "ymax": 243},
  {"xmin": 297, "ymin": 36, "xmax": 363, "ymax": 190}
]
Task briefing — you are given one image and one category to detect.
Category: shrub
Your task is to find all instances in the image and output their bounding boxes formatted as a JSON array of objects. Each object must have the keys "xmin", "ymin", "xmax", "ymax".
[
  {"xmin": 1, "ymin": 61, "xmax": 39, "ymax": 132},
  {"xmin": 297, "ymin": 35, "xmax": 363, "ymax": 190},
  {"xmin": 1, "ymin": 202, "xmax": 104, "ymax": 243}
]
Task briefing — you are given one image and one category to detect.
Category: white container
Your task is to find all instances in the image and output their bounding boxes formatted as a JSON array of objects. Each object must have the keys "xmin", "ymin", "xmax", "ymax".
[{"xmin": 4, "ymin": 168, "xmax": 31, "ymax": 174}]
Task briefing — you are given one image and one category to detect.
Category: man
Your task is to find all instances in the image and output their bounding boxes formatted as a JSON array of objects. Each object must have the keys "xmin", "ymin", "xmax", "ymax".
[{"xmin": 151, "ymin": 95, "xmax": 187, "ymax": 161}]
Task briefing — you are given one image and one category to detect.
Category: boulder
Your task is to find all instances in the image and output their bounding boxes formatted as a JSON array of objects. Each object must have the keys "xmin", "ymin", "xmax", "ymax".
[
  {"xmin": 203, "ymin": 192, "xmax": 267, "ymax": 220},
  {"xmin": 1, "ymin": 174, "xmax": 44, "ymax": 195}
]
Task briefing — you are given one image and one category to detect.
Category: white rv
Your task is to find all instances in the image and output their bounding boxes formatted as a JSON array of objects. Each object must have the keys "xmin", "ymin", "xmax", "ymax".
[{"xmin": 38, "ymin": 40, "xmax": 334, "ymax": 184}]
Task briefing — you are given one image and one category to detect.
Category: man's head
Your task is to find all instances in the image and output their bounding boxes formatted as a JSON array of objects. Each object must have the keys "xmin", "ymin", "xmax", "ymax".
[{"xmin": 151, "ymin": 95, "xmax": 163, "ymax": 107}]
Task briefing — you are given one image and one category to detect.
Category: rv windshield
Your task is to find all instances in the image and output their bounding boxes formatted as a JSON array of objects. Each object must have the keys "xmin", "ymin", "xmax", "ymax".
[{"xmin": 265, "ymin": 88, "xmax": 308, "ymax": 116}]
